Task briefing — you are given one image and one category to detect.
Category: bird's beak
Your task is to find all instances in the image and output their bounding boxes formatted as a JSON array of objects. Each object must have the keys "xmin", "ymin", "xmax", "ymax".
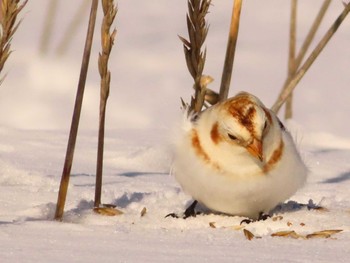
[{"xmin": 247, "ymin": 138, "xmax": 264, "ymax": 162}]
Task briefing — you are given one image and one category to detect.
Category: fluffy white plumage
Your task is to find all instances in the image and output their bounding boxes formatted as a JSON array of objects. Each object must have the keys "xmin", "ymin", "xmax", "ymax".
[{"xmin": 173, "ymin": 92, "xmax": 307, "ymax": 219}]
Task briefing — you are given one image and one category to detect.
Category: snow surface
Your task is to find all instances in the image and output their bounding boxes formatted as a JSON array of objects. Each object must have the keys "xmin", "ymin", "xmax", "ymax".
[{"xmin": 1, "ymin": 1, "xmax": 350, "ymax": 262}]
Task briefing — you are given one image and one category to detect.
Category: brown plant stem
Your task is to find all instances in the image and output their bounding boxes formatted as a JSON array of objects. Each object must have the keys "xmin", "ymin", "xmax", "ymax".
[
  {"xmin": 54, "ymin": 0, "xmax": 99, "ymax": 221},
  {"xmin": 95, "ymin": 102, "xmax": 106, "ymax": 208},
  {"xmin": 295, "ymin": 0, "xmax": 331, "ymax": 67},
  {"xmin": 281, "ymin": 0, "xmax": 331, "ymax": 118},
  {"xmin": 95, "ymin": 0, "xmax": 117, "ymax": 208},
  {"xmin": 219, "ymin": 0, "xmax": 242, "ymax": 102},
  {"xmin": 271, "ymin": 3, "xmax": 350, "ymax": 113},
  {"xmin": 284, "ymin": 0, "xmax": 297, "ymax": 119}
]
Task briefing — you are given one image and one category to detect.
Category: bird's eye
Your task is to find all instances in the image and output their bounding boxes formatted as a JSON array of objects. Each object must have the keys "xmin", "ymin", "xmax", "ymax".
[
  {"xmin": 228, "ymin": 133, "xmax": 237, "ymax": 140},
  {"xmin": 277, "ymin": 118, "xmax": 286, "ymax": 131}
]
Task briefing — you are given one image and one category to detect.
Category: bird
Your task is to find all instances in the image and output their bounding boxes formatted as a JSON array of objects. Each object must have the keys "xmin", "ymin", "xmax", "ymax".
[{"xmin": 172, "ymin": 91, "xmax": 307, "ymax": 220}]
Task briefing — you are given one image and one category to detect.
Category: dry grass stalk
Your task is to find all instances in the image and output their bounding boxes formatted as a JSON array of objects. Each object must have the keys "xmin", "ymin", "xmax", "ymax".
[
  {"xmin": 271, "ymin": 2, "xmax": 350, "ymax": 113},
  {"xmin": 39, "ymin": 0, "xmax": 58, "ymax": 54},
  {"xmin": 284, "ymin": 0, "xmax": 297, "ymax": 119},
  {"xmin": 179, "ymin": 0, "xmax": 211, "ymax": 113},
  {"xmin": 282, "ymin": 0, "xmax": 331, "ymax": 118},
  {"xmin": 55, "ymin": 0, "xmax": 99, "ymax": 221},
  {"xmin": 0, "ymin": 0, "xmax": 27, "ymax": 81},
  {"xmin": 94, "ymin": 0, "xmax": 117, "ymax": 208},
  {"xmin": 56, "ymin": 0, "xmax": 90, "ymax": 56},
  {"xmin": 294, "ymin": 0, "xmax": 331, "ymax": 67},
  {"xmin": 219, "ymin": 0, "xmax": 242, "ymax": 102}
]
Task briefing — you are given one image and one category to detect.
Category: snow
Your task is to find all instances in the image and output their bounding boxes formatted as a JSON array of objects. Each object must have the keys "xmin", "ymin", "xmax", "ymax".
[{"xmin": 1, "ymin": 1, "xmax": 350, "ymax": 262}]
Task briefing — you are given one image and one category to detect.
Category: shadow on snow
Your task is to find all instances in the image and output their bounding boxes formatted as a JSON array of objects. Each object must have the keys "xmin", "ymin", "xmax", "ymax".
[{"xmin": 321, "ymin": 171, "xmax": 350, "ymax": 184}]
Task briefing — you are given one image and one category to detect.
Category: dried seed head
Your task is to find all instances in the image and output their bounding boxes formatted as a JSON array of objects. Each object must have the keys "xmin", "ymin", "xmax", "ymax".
[
  {"xmin": 0, "ymin": 0, "xmax": 27, "ymax": 80},
  {"xmin": 180, "ymin": 0, "xmax": 212, "ymax": 113}
]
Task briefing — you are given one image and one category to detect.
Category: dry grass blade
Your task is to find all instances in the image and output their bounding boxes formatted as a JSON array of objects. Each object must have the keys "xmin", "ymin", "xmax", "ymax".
[
  {"xmin": 180, "ymin": 0, "xmax": 212, "ymax": 113},
  {"xmin": 0, "ymin": 0, "xmax": 27, "ymax": 81},
  {"xmin": 306, "ymin": 230, "xmax": 343, "ymax": 239},
  {"xmin": 229, "ymin": 225, "xmax": 245, "ymax": 231},
  {"xmin": 271, "ymin": 3, "xmax": 350, "ymax": 113},
  {"xmin": 243, "ymin": 229, "xmax": 255, "ymax": 240},
  {"xmin": 94, "ymin": 0, "xmax": 118, "ymax": 208},
  {"xmin": 219, "ymin": 0, "xmax": 243, "ymax": 101},
  {"xmin": 271, "ymin": 230, "xmax": 303, "ymax": 239},
  {"xmin": 271, "ymin": 229, "xmax": 343, "ymax": 240},
  {"xmin": 93, "ymin": 207, "xmax": 123, "ymax": 216}
]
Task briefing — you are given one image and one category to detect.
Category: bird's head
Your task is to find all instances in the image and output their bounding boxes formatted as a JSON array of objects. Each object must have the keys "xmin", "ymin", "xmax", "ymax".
[{"xmin": 209, "ymin": 92, "xmax": 274, "ymax": 163}]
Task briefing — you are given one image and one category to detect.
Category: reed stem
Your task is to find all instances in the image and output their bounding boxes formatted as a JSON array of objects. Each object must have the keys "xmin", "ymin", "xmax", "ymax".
[
  {"xmin": 271, "ymin": 3, "xmax": 350, "ymax": 113},
  {"xmin": 55, "ymin": 0, "xmax": 99, "ymax": 221},
  {"xmin": 219, "ymin": 0, "xmax": 242, "ymax": 101}
]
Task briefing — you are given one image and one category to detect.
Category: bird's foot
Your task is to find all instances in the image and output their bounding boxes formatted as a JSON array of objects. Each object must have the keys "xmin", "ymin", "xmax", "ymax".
[
  {"xmin": 165, "ymin": 200, "xmax": 200, "ymax": 219},
  {"xmin": 184, "ymin": 200, "xmax": 199, "ymax": 218},
  {"xmin": 165, "ymin": 212, "xmax": 180, "ymax": 219},
  {"xmin": 240, "ymin": 212, "xmax": 271, "ymax": 225},
  {"xmin": 257, "ymin": 212, "xmax": 271, "ymax": 221},
  {"xmin": 240, "ymin": 218, "xmax": 254, "ymax": 225}
]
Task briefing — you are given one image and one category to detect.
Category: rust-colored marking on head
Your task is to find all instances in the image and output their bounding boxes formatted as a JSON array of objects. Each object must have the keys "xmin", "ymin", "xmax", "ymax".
[
  {"xmin": 263, "ymin": 139, "xmax": 284, "ymax": 173},
  {"xmin": 210, "ymin": 122, "xmax": 222, "ymax": 144},
  {"xmin": 227, "ymin": 97, "xmax": 256, "ymax": 136},
  {"xmin": 241, "ymin": 106, "xmax": 256, "ymax": 133}
]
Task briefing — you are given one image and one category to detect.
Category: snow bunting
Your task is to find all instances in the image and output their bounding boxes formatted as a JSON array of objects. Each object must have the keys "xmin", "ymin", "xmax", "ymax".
[{"xmin": 173, "ymin": 92, "xmax": 307, "ymax": 219}]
